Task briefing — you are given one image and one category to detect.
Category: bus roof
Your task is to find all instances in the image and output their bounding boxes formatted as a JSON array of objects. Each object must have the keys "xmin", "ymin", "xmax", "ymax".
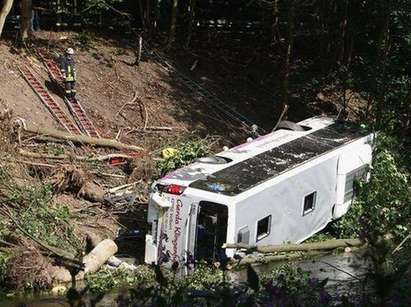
[{"xmin": 188, "ymin": 121, "xmax": 369, "ymax": 196}]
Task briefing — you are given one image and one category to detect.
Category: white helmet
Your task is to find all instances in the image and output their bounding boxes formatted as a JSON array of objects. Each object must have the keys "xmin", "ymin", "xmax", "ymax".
[{"xmin": 66, "ymin": 48, "xmax": 74, "ymax": 55}]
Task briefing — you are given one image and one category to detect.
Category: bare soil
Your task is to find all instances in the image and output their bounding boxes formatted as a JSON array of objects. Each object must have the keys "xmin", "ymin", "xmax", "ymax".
[{"xmin": 1, "ymin": 31, "xmax": 250, "ymax": 154}]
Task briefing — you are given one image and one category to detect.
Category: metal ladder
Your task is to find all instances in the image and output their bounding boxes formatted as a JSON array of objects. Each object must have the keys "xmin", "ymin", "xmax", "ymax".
[
  {"xmin": 19, "ymin": 64, "xmax": 82, "ymax": 135},
  {"xmin": 38, "ymin": 49, "xmax": 100, "ymax": 138},
  {"xmin": 147, "ymin": 47, "xmax": 266, "ymax": 134}
]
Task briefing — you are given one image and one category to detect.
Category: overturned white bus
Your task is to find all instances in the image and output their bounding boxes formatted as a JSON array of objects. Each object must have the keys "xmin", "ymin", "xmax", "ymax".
[{"xmin": 145, "ymin": 116, "xmax": 374, "ymax": 265}]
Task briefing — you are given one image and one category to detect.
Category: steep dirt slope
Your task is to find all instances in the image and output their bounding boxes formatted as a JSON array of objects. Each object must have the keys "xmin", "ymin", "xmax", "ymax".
[
  {"xmin": 1, "ymin": 32, "xmax": 247, "ymax": 152},
  {"xmin": 0, "ymin": 44, "xmax": 59, "ymax": 130}
]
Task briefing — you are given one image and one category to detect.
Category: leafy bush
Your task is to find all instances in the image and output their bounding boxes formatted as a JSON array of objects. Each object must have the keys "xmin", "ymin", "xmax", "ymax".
[
  {"xmin": 86, "ymin": 266, "xmax": 155, "ymax": 294},
  {"xmin": 331, "ymin": 134, "xmax": 410, "ymax": 304},
  {"xmin": 183, "ymin": 264, "xmax": 225, "ymax": 290},
  {"xmin": 260, "ymin": 264, "xmax": 331, "ymax": 306},
  {"xmin": 0, "ymin": 181, "xmax": 80, "ymax": 253},
  {"xmin": 157, "ymin": 138, "xmax": 213, "ymax": 176},
  {"xmin": 333, "ymin": 135, "xmax": 410, "ymax": 241}
]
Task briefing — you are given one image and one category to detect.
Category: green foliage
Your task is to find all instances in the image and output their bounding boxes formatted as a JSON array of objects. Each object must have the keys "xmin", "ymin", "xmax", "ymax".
[
  {"xmin": 182, "ymin": 264, "xmax": 225, "ymax": 290},
  {"xmin": 85, "ymin": 264, "xmax": 224, "ymax": 295},
  {"xmin": 83, "ymin": 262, "xmax": 335, "ymax": 306},
  {"xmin": 262, "ymin": 264, "xmax": 311, "ymax": 293},
  {"xmin": 0, "ymin": 252, "xmax": 10, "ymax": 285},
  {"xmin": 260, "ymin": 264, "xmax": 331, "ymax": 306},
  {"xmin": 85, "ymin": 157, "xmax": 104, "ymax": 172},
  {"xmin": 333, "ymin": 135, "xmax": 410, "ymax": 240},
  {"xmin": 157, "ymin": 138, "xmax": 213, "ymax": 176},
  {"xmin": 1, "ymin": 180, "xmax": 80, "ymax": 253},
  {"xmin": 76, "ymin": 31, "xmax": 95, "ymax": 49},
  {"xmin": 85, "ymin": 0, "xmax": 123, "ymax": 13},
  {"xmin": 17, "ymin": 202, "xmax": 77, "ymax": 251},
  {"xmin": 46, "ymin": 144, "xmax": 65, "ymax": 156},
  {"xmin": 304, "ymin": 232, "xmax": 335, "ymax": 243},
  {"xmin": 85, "ymin": 266, "xmax": 156, "ymax": 294}
]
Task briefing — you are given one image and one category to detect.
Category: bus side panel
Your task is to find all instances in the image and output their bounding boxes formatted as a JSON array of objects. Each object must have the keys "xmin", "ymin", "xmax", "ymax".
[
  {"xmin": 235, "ymin": 156, "xmax": 338, "ymax": 246},
  {"xmin": 156, "ymin": 195, "xmax": 196, "ymax": 265}
]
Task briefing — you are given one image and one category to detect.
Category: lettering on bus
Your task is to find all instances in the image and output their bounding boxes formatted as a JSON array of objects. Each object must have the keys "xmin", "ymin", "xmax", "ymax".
[
  {"xmin": 168, "ymin": 198, "xmax": 175, "ymax": 231},
  {"xmin": 171, "ymin": 199, "xmax": 183, "ymax": 262}
]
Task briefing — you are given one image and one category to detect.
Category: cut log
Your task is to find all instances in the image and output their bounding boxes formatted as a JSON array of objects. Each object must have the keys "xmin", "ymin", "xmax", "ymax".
[
  {"xmin": 85, "ymin": 233, "xmax": 103, "ymax": 253},
  {"xmin": 82, "ymin": 239, "xmax": 118, "ymax": 274},
  {"xmin": 51, "ymin": 239, "xmax": 118, "ymax": 283},
  {"xmin": 224, "ymin": 238, "xmax": 363, "ymax": 254},
  {"xmin": 22, "ymin": 125, "xmax": 144, "ymax": 152}
]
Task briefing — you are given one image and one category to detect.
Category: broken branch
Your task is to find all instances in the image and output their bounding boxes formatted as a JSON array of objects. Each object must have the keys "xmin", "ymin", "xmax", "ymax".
[
  {"xmin": 115, "ymin": 91, "xmax": 139, "ymax": 118},
  {"xmin": 19, "ymin": 149, "xmax": 137, "ymax": 162}
]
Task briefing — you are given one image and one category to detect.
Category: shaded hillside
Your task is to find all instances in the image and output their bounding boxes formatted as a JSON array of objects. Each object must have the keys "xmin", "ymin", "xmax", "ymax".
[{"xmin": 0, "ymin": 31, "xmax": 253, "ymax": 153}]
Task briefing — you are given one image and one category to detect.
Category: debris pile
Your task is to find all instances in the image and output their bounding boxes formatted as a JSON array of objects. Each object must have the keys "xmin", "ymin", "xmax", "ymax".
[{"xmin": 0, "ymin": 109, "xmax": 220, "ymax": 291}]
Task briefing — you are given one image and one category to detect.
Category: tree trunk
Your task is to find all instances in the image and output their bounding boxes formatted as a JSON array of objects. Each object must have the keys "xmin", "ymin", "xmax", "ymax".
[
  {"xmin": 20, "ymin": 0, "xmax": 32, "ymax": 42},
  {"xmin": 225, "ymin": 238, "xmax": 363, "ymax": 253},
  {"xmin": 185, "ymin": 0, "xmax": 196, "ymax": 48},
  {"xmin": 133, "ymin": 34, "xmax": 143, "ymax": 66},
  {"xmin": 168, "ymin": 0, "xmax": 178, "ymax": 47},
  {"xmin": 344, "ymin": 0, "xmax": 358, "ymax": 66},
  {"xmin": 23, "ymin": 125, "xmax": 144, "ymax": 152},
  {"xmin": 377, "ymin": 14, "xmax": 391, "ymax": 60},
  {"xmin": 318, "ymin": 0, "xmax": 327, "ymax": 71},
  {"xmin": 337, "ymin": 0, "xmax": 349, "ymax": 64},
  {"xmin": 145, "ymin": 0, "xmax": 151, "ymax": 28},
  {"xmin": 0, "ymin": 0, "xmax": 14, "ymax": 39},
  {"xmin": 152, "ymin": 0, "xmax": 159, "ymax": 31},
  {"xmin": 83, "ymin": 240, "xmax": 118, "ymax": 274},
  {"xmin": 138, "ymin": 0, "xmax": 145, "ymax": 28},
  {"xmin": 271, "ymin": 0, "xmax": 279, "ymax": 44},
  {"xmin": 281, "ymin": 0, "xmax": 295, "ymax": 108},
  {"xmin": 327, "ymin": 1, "xmax": 337, "ymax": 62},
  {"xmin": 345, "ymin": 31, "xmax": 354, "ymax": 66}
]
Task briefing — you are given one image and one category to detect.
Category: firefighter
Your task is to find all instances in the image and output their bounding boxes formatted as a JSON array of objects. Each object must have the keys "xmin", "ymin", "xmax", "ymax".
[{"xmin": 60, "ymin": 48, "xmax": 76, "ymax": 98}]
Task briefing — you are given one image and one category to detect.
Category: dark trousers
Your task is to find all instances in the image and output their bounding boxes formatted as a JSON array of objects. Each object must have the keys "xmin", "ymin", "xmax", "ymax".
[{"xmin": 64, "ymin": 81, "xmax": 76, "ymax": 97}]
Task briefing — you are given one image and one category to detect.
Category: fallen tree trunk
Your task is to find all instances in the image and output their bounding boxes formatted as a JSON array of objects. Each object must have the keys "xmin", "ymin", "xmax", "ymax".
[
  {"xmin": 224, "ymin": 238, "xmax": 363, "ymax": 254},
  {"xmin": 23, "ymin": 125, "xmax": 144, "ymax": 152},
  {"xmin": 233, "ymin": 250, "xmax": 329, "ymax": 268},
  {"xmin": 19, "ymin": 149, "xmax": 136, "ymax": 162}
]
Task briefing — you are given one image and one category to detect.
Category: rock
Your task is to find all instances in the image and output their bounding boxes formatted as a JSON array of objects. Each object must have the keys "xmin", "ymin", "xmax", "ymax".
[
  {"xmin": 344, "ymin": 247, "xmax": 352, "ymax": 253},
  {"xmin": 77, "ymin": 181, "xmax": 105, "ymax": 203},
  {"xmin": 49, "ymin": 266, "xmax": 72, "ymax": 283},
  {"xmin": 51, "ymin": 285, "xmax": 67, "ymax": 295},
  {"xmin": 107, "ymin": 256, "xmax": 123, "ymax": 267}
]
